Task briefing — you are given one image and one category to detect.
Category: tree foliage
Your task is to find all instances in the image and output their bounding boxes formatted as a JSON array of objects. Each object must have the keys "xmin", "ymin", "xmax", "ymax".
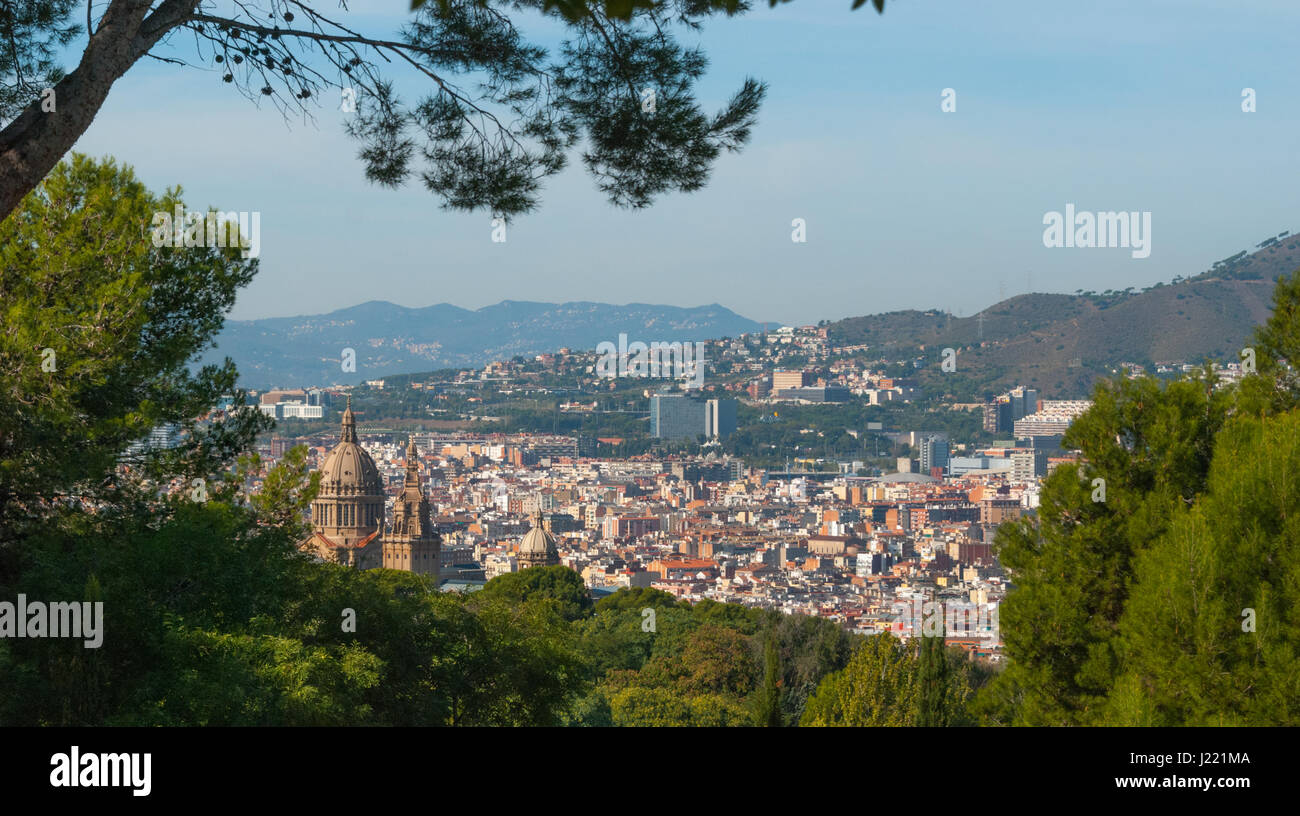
[
  {"xmin": 474, "ymin": 564, "xmax": 593, "ymax": 622},
  {"xmin": 989, "ymin": 373, "xmax": 1231, "ymax": 724},
  {"xmin": 0, "ymin": 0, "xmax": 797, "ymax": 220},
  {"xmin": 0, "ymin": 153, "xmax": 268, "ymax": 549},
  {"xmin": 1106, "ymin": 410, "xmax": 1300, "ymax": 725},
  {"xmin": 985, "ymin": 270, "xmax": 1300, "ymax": 725},
  {"xmin": 801, "ymin": 633, "xmax": 918, "ymax": 726},
  {"xmin": 915, "ymin": 630, "xmax": 951, "ymax": 727},
  {"xmin": 755, "ymin": 632, "xmax": 782, "ymax": 726}
]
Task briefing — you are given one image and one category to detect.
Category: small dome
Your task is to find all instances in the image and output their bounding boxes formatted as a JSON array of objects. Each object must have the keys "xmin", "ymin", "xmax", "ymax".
[
  {"xmin": 520, "ymin": 511, "xmax": 557, "ymax": 554},
  {"xmin": 518, "ymin": 509, "xmax": 559, "ymax": 568}
]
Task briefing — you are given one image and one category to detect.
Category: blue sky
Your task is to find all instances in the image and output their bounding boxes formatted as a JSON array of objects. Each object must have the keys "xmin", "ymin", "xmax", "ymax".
[{"xmin": 70, "ymin": 0, "xmax": 1300, "ymax": 325}]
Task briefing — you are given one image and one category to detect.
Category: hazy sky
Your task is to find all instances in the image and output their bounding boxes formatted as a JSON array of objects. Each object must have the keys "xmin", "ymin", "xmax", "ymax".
[{"xmin": 71, "ymin": 0, "xmax": 1300, "ymax": 326}]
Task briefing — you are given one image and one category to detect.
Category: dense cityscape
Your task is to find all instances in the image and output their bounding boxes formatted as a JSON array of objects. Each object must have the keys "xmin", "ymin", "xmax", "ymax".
[{"xmin": 219, "ymin": 320, "xmax": 1256, "ymax": 665}]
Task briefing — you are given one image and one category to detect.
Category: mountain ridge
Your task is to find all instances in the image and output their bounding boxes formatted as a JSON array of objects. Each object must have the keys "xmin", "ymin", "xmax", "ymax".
[
  {"xmin": 209, "ymin": 230, "xmax": 1300, "ymax": 394},
  {"xmin": 207, "ymin": 300, "xmax": 771, "ymax": 389},
  {"xmin": 826, "ymin": 229, "xmax": 1299, "ymax": 396}
]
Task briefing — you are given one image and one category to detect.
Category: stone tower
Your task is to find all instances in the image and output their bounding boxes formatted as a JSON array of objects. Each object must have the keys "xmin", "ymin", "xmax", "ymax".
[{"xmin": 382, "ymin": 438, "xmax": 442, "ymax": 579}]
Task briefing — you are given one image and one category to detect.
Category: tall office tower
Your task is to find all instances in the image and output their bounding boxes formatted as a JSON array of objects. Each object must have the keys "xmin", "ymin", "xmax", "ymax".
[
  {"xmin": 919, "ymin": 433, "xmax": 950, "ymax": 476},
  {"xmin": 1009, "ymin": 388, "xmax": 1026, "ymax": 422},
  {"xmin": 983, "ymin": 395, "xmax": 1015, "ymax": 433},
  {"xmin": 998, "ymin": 399, "xmax": 1013, "ymax": 431},
  {"xmin": 650, "ymin": 392, "xmax": 707, "ymax": 441},
  {"xmin": 1009, "ymin": 387, "xmax": 1041, "ymax": 423},
  {"xmin": 705, "ymin": 398, "xmax": 738, "ymax": 438},
  {"xmin": 1025, "ymin": 388, "xmax": 1041, "ymax": 417}
]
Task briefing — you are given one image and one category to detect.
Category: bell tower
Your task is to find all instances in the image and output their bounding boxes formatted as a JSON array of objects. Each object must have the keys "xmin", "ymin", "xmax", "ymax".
[{"xmin": 382, "ymin": 437, "xmax": 442, "ymax": 579}]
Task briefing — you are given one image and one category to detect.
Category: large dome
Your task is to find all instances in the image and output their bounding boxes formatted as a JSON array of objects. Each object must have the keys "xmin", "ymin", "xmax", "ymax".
[
  {"xmin": 319, "ymin": 441, "xmax": 383, "ymax": 495},
  {"xmin": 318, "ymin": 401, "xmax": 383, "ymax": 497}
]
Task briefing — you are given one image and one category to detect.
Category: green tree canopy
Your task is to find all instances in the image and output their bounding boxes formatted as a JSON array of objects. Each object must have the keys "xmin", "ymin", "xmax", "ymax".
[
  {"xmin": 0, "ymin": 0, "xmax": 782, "ymax": 220},
  {"xmin": 0, "ymin": 153, "xmax": 268, "ymax": 550},
  {"xmin": 986, "ymin": 269, "xmax": 1300, "ymax": 726},
  {"xmin": 474, "ymin": 564, "xmax": 593, "ymax": 622},
  {"xmin": 800, "ymin": 633, "xmax": 917, "ymax": 727},
  {"xmin": 990, "ymin": 372, "xmax": 1231, "ymax": 724},
  {"xmin": 1107, "ymin": 409, "xmax": 1300, "ymax": 725}
]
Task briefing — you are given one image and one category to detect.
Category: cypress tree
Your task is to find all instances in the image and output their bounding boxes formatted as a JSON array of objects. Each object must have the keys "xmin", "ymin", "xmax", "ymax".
[
  {"xmin": 916, "ymin": 628, "xmax": 950, "ymax": 727},
  {"xmin": 756, "ymin": 633, "xmax": 783, "ymax": 727}
]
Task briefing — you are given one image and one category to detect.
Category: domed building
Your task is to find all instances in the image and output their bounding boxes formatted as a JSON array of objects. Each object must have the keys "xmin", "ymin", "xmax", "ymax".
[
  {"xmin": 306, "ymin": 397, "xmax": 386, "ymax": 568},
  {"xmin": 517, "ymin": 509, "xmax": 560, "ymax": 569}
]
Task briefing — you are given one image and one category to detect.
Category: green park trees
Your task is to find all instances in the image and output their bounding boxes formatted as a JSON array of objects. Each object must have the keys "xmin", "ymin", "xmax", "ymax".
[
  {"xmin": 800, "ymin": 631, "xmax": 985, "ymax": 727},
  {"xmin": 0, "ymin": 155, "xmax": 585, "ymax": 725},
  {"xmin": 985, "ymin": 270, "xmax": 1300, "ymax": 726}
]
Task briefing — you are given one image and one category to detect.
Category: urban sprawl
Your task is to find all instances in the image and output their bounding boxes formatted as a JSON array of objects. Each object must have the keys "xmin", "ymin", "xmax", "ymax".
[{"xmin": 184, "ymin": 324, "xmax": 1253, "ymax": 665}]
